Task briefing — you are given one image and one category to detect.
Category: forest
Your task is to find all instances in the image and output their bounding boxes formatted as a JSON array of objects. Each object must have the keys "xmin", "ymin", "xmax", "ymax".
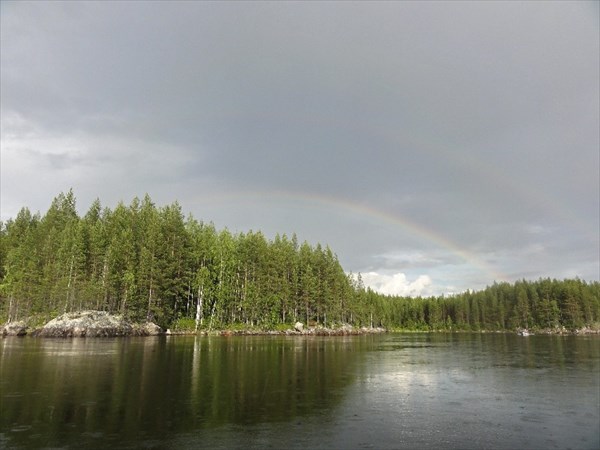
[{"xmin": 1, "ymin": 191, "xmax": 598, "ymax": 332}]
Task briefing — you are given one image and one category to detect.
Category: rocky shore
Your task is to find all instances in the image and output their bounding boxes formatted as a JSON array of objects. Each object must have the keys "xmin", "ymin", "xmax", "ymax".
[
  {"xmin": 1, "ymin": 311, "xmax": 163, "ymax": 337},
  {"xmin": 1, "ymin": 321, "xmax": 30, "ymax": 337},
  {"xmin": 202, "ymin": 323, "xmax": 387, "ymax": 337},
  {"xmin": 1, "ymin": 312, "xmax": 386, "ymax": 337},
  {"xmin": 3, "ymin": 312, "xmax": 598, "ymax": 337},
  {"xmin": 530, "ymin": 326, "xmax": 600, "ymax": 335}
]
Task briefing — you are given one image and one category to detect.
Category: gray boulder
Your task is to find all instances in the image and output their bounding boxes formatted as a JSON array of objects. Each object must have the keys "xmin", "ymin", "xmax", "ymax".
[
  {"xmin": 36, "ymin": 311, "xmax": 133, "ymax": 337},
  {"xmin": 1, "ymin": 321, "xmax": 29, "ymax": 337},
  {"xmin": 135, "ymin": 322, "xmax": 163, "ymax": 336}
]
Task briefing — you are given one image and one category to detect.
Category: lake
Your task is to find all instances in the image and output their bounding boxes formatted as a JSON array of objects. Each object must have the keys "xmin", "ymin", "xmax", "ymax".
[{"xmin": 1, "ymin": 333, "xmax": 598, "ymax": 449}]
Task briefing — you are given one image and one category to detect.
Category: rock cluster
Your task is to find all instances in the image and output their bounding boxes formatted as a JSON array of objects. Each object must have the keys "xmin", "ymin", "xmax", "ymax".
[
  {"xmin": 214, "ymin": 323, "xmax": 386, "ymax": 336},
  {"xmin": 284, "ymin": 324, "xmax": 386, "ymax": 336},
  {"xmin": 135, "ymin": 321, "xmax": 163, "ymax": 336},
  {"xmin": 1, "ymin": 321, "xmax": 29, "ymax": 337},
  {"xmin": 32, "ymin": 311, "xmax": 163, "ymax": 337}
]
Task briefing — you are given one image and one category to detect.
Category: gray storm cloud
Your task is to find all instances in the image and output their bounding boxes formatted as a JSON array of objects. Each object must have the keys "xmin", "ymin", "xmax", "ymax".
[{"xmin": 1, "ymin": 1, "xmax": 598, "ymax": 295}]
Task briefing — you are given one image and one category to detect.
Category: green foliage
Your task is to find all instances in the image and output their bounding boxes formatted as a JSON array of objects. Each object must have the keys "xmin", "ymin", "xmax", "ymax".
[
  {"xmin": 1, "ymin": 192, "xmax": 598, "ymax": 333},
  {"xmin": 374, "ymin": 279, "xmax": 599, "ymax": 332},
  {"xmin": 273, "ymin": 322, "xmax": 294, "ymax": 332},
  {"xmin": 171, "ymin": 317, "xmax": 196, "ymax": 332}
]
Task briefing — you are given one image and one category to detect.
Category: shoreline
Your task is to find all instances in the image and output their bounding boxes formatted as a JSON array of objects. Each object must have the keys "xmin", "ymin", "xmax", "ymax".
[
  {"xmin": 3, "ymin": 324, "xmax": 599, "ymax": 338},
  {"xmin": 1, "ymin": 325, "xmax": 388, "ymax": 338},
  {"xmin": 166, "ymin": 326, "xmax": 387, "ymax": 337},
  {"xmin": 0, "ymin": 311, "xmax": 387, "ymax": 338},
  {"xmin": 1, "ymin": 310, "xmax": 598, "ymax": 338}
]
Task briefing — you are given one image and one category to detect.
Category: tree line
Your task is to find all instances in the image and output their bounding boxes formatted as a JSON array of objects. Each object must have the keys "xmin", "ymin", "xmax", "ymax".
[
  {"xmin": 1, "ymin": 191, "xmax": 598, "ymax": 331},
  {"xmin": 361, "ymin": 277, "xmax": 599, "ymax": 331}
]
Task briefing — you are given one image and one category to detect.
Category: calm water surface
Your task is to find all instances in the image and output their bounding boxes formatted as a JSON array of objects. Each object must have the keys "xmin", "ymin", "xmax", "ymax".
[{"xmin": 1, "ymin": 333, "xmax": 598, "ymax": 449}]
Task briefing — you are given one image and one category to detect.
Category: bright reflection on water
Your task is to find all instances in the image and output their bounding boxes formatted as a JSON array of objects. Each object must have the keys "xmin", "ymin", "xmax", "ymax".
[{"xmin": 1, "ymin": 333, "xmax": 598, "ymax": 449}]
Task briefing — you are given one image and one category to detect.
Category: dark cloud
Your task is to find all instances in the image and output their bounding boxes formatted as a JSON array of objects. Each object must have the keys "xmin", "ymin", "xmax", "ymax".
[{"xmin": 1, "ymin": 1, "xmax": 598, "ymax": 294}]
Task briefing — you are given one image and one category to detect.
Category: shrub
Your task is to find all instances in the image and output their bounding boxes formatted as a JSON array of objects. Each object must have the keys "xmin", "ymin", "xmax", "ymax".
[{"xmin": 172, "ymin": 317, "xmax": 196, "ymax": 332}]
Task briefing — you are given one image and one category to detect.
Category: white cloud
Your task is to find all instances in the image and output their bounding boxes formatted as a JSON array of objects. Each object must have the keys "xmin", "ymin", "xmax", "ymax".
[
  {"xmin": 375, "ymin": 250, "xmax": 444, "ymax": 266},
  {"xmin": 359, "ymin": 272, "xmax": 433, "ymax": 297}
]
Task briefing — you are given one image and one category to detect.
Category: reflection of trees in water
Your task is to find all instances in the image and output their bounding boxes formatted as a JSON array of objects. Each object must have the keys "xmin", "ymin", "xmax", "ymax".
[
  {"xmin": 2, "ymin": 336, "xmax": 370, "ymax": 448},
  {"xmin": 186, "ymin": 336, "xmax": 367, "ymax": 426},
  {"xmin": 5, "ymin": 334, "xmax": 596, "ymax": 448}
]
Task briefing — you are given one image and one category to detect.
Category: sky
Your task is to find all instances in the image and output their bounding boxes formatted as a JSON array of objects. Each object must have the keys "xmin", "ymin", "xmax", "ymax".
[{"xmin": 1, "ymin": 1, "xmax": 599, "ymax": 297}]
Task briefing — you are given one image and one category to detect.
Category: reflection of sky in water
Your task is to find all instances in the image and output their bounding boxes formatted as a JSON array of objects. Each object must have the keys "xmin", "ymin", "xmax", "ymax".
[
  {"xmin": 331, "ymin": 334, "xmax": 599, "ymax": 449},
  {"xmin": 1, "ymin": 334, "xmax": 598, "ymax": 449}
]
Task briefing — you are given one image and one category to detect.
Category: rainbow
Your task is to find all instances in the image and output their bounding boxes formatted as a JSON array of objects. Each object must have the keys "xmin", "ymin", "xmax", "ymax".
[
  {"xmin": 381, "ymin": 122, "xmax": 598, "ymax": 242},
  {"xmin": 188, "ymin": 189, "xmax": 508, "ymax": 283},
  {"xmin": 286, "ymin": 107, "xmax": 597, "ymax": 242},
  {"xmin": 184, "ymin": 108, "xmax": 596, "ymax": 284}
]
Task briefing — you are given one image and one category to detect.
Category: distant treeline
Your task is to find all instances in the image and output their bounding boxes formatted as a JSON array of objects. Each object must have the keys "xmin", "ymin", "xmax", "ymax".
[
  {"xmin": 364, "ymin": 277, "xmax": 599, "ymax": 331},
  {"xmin": 1, "ymin": 191, "xmax": 598, "ymax": 331}
]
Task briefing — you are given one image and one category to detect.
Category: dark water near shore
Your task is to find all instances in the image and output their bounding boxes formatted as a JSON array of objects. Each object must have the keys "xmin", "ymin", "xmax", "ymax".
[{"xmin": 1, "ymin": 333, "xmax": 598, "ymax": 449}]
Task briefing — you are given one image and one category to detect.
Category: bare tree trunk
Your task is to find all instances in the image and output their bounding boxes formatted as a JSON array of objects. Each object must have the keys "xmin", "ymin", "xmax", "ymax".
[
  {"xmin": 147, "ymin": 283, "xmax": 153, "ymax": 321},
  {"xmin": 100, "ymin": 258, "xmax": 109, "ymax": 310},
  {"xmin": 64, "ymin": 255, "xmax": 74, "ymax": 313},
  {"xmin": 186, "ymin": 279, "xmax": 192, "ymax": 315},
  {"xmin": 306, "ymin": 302, "xmax": 309, "ymax": 325},
  {"xmin": 73, "ymin": 273, "xmax": 80, "ymax": 311},
  {"xmin": 195, "ymin": 284, "xmax": 203, "ymax": 332},
  {"xmin": 208, "ymin": 299, "xmax": 217, "ymax": 331},
  {"xmin": 243, "ymin": 267, "xmax": 248, "ymax": 323},
  {"xmin": 209, "ymin": 254, "xmax": 224, "ymax": 331},
  {"xmin": 8, "ymin": 294, "xmax": 14, "ymax": 323}
]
